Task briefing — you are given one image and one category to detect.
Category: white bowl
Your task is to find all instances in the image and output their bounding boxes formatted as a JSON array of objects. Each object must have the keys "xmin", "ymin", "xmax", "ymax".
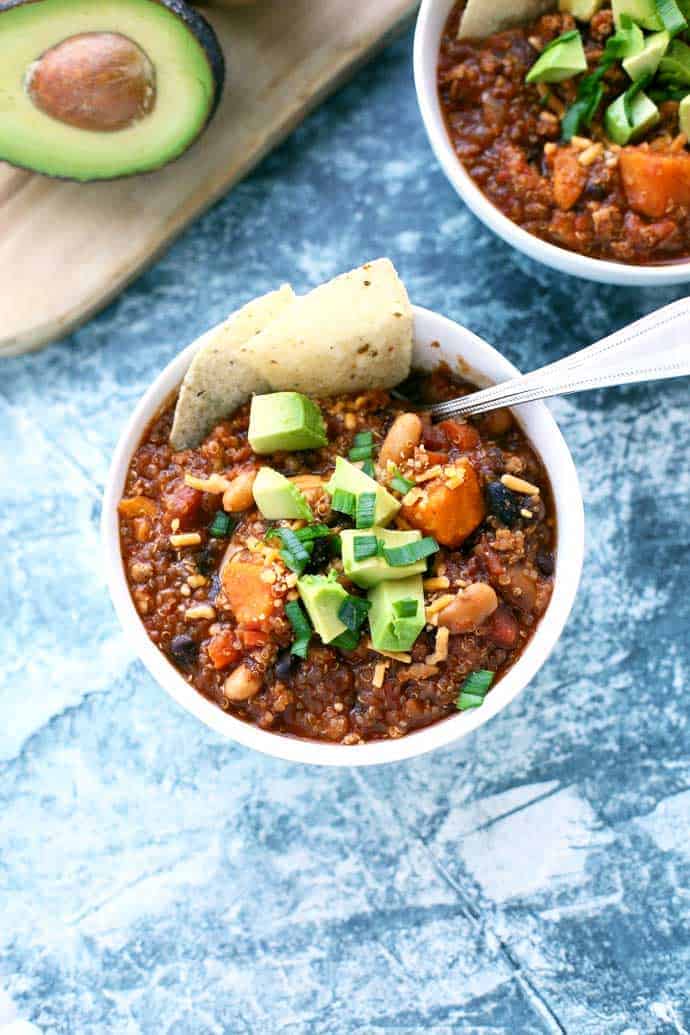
[
  {"xmin": 414, "ymin": 0, "xmax": 690, "ymax": 286},
  {"xmin": 103, "ymin": 305, "xmax": 584, "ymax": 766}
]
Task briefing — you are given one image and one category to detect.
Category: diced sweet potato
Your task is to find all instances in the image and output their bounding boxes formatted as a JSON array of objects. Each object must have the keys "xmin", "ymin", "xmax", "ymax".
[
  {"xmin": 619, "ymin": 149, "xmax": 690, "ymax": 219},
  {"xmin": 221, "ymin": 556, "xmax": 275, "ymax": 626},
  {"xmin": 438, "ymin": 419, "xmax": 480, "ymax": 451},
  {"xmin": 207, "ymin": 629, "xmax": 241, "ymax": 670},
  {"xmin": 118, "ymin": 495, "xmax": 157, "ymax": 518},
  {"xmin": 552, "ymin": 147, "xmax": 587, "ymax": 212},
  {"xmin": 401, "ymin": 458, "xmax": 485, "ymax": 547}
]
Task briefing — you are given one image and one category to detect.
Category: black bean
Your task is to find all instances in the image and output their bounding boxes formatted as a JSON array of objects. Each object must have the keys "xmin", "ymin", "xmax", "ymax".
[
  {"xmin": 195, "ymin": 547, "xmax": 216, "ymax": 576},
  {"xmin": 486, "ymin": 481, "xmax": 521, "ymax": 526},
  {"xmin": 207, "ymin": 574, "xmax": 222, "ymax": 602},
  {"xmin": 169, "ymin": 635, "xmax": 198, "ymax": 670},
  {"xmin": 274, "ymin": 649, "xmax": 298, "ymax": 682},
  {"xmin": 536, "ymin": 549, "xmax": 555, "ymax": 576},
  {"xmin": 304, "ymin": 536, "xmax": 332, "ymax": 574}
]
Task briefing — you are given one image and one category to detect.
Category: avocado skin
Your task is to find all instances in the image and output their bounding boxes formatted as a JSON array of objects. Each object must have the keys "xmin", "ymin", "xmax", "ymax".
[{"xmin": 0, "ymin": 0, "xmax": 226, "ymax": 182}]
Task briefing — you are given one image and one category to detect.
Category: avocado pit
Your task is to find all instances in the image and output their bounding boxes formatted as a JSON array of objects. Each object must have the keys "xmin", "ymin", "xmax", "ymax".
[{"xmin": 27, "ymin": 32, "xmax": 156, "ymax": 132}]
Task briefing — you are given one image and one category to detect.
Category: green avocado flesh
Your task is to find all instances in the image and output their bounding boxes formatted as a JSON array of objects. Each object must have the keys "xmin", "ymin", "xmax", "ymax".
[{"xmin": 0, "ymin": 0, "xmax": 222, "ymax": 181}]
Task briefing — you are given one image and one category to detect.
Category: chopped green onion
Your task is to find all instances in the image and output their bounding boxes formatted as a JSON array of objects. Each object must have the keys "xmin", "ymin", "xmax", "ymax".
[
  {"xmin": 361, "ymin": 459, "xmax": 376, "ymax": 479},
  {"xmin": 383, "ymin": 536, "xmax": 439, "ymax": 567},
  {"xmin": 390, "ymin": 466, "xmax": 415, "ymax": 495},
  {"xmin": 331, "ymin": 628, "xmax": 360, "ymax": 651},
  {"xmin": 656, "ymin": 0, "xmax": 687, "ymax": 35},
  {"xmin": 353, "ymin": 431, "xmax": 374, "ymax": 448},
  {"xmin": 463, "ymin": 669, "xmax": 495, "ymax": 695},
  {"xmin": 540, "ymin": 28, "xmax": 579, "ymax": 53},
  {"xmin": 332, "ymin": 488, "xmax": 356, "ymax": 517},
  {"xmin": 603, "ymin": 14, "xmax": 643, "ymax": 60},
  {"xmin": 353, "ymin": 534, "xmax": 379, "ymax": 561},
  {"xmin": 456, "ymin": 669, "xmax": 495, "ymax": 710},
  {"xmin": 392, "ymin": 598, "xmax": 418, "ymax": 618},
  {"xmin": 457, "ymin": 691, "xmax": 485, "ymax": 710},
  {"xmin": 561, "ymin": 64, "xmax": 607, "ymax": 140},
  {"xmin": 267, "ymin": 527, "xmax": 312, "ymax": 573},
  {"xmin": 294, "ymin": 523, "xmax": 332, "ymax": 542},
  {"xmin": 208, "ymin": 511, "xmax": 236, "ymax": 538},
  {"xmin": 349, "ymin": 445, "xmax": 374, "ymax": 461},
  {"xmin": 623, "ymin": 73, "xmax": 652, "ymax": 123},
  {"xmin": 330, "ymin": 534, "xmax": 342, "ymax": 558},
  {"xmin": 355, "ymin": 492, "xmax": 377, "ymax": 529},
  {"xmin": 285, "ymin": 600, "xmax": 312, "ymax": 658},
  {"xmin": 338, "ymin": 594, "xmax": 371, "ymax": 632}
]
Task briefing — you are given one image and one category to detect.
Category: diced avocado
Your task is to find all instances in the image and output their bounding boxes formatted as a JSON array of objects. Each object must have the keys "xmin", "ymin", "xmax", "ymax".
[
  {"xmin": 249, "ymin": 392, "xmax": 328, "ymax": 454},
  {"xmin": 368, "ymin": 576, "xmax": 425, "ymax": 653},
  {"xmin": 326, "ymin": 457, "xmax": 400, "ymax": 527},
  {"xmin": 0, "ymin": 0, "xmax": 224, "ymax": 181},
  {"xmin": 679, "ymin": 94, "xmax": 690, "ymax": 135},
  {"xmin": 297, "ymin": 574, "xmax": 348, "ymax": 644},
  {"xmin": 623, "ymin": 30, "xmax": 670, "ymax": 80},
  {"xmin": 559, "ymin": 0, "xmax": 604, "ymax": 21},
  {"xmin": 605, "ymin": 90, "xmax": 660, "ymax": 144},
  {"xmin": 341, "ymin": 528, "xmax": 426, "ymax": 588},
  {"xmin": 659, "ymin": 38, "xmax": 690, "ymax": 86},
  {"xmin": 526, "ymin": 31, "xmax": 587, "ymax": 84},
  {"xmin": 253, "ymin": 467, "xmax": 312, "ymax": 520},
  {"xmin": 612, "ymin": 0, "xmax": 663, "ymax": 31}
]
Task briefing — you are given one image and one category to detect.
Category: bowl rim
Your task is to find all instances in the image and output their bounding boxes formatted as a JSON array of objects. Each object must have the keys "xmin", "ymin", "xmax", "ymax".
[
  {"xmin": 413, "ymin": 0, "xmax": 690, "ymax": 287},
  {"xmin": 102, "ymin": 303, "xmax": 585, "ymax": 766}
]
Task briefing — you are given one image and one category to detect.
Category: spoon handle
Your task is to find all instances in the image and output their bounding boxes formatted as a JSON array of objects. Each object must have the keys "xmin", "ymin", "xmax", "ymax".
[{"xmin": 431, "ymin": 298, "xmax": 690, "ymax": 420}]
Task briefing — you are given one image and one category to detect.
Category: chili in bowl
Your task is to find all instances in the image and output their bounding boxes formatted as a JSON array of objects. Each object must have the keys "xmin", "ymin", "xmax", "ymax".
[
  {"xmin": 103, "ymin": 261, "xmax": 584, "ymax": 765},
  {"xmin": 415, "ymin": 0, "xmax": 690, "ymax": 284}
]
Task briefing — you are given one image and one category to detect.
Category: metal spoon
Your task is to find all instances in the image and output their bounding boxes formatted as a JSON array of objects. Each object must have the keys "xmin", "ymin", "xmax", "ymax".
[{"xmin": 427, "ymin": 298, "xmax": 690, "ymax": 421}]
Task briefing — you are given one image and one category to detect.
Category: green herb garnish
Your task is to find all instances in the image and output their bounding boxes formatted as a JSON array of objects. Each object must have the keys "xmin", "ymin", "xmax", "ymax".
[
  {"xmin": 383, "ymin": 536, "xmax": 439, "ymax": 567},
  {"xmin": 338, "ymin": 594, "xmax": 371, "ymax": 632},
  {"xmin": 332, "ymin": 488, "xmax": 356, "ymax": 518},
  {"xmin": 353, "ymin": 534, "xmax": 379, "ymax": 561},
  {"xmin": 355, "ymin": 492, "xmax": 377, "ymax": 529},
  {"xmin": 390, "ymin": 466, "xmax": 415, "ymax": 495},
  {"xmin": 208, "ymin": 511, "xmax": 236, "ymax": 538},
  {"xmin": 392, "ymin": 598, "xmax": 418, "ymax": 618},
  {"xmin": 456, "ymin": 670, "xmax": 495, "ymax": 711},
  {"xmin": 331, "ymin": 628, "xmax": 360, "ymax": 651},
  {"xmin": 656, "ymin": 0, "xmax": 687, "ymax": 36},
  {"xmin": 285, "ymin": 600, "xmax": 312, "ymax": 658}
]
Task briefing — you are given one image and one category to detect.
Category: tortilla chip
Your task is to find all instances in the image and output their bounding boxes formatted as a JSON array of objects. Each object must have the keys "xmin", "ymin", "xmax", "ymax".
[
  {"xmin": 237, "ymin": 259, "xmax": 413, "ymax": 397},
  {"xmin": 458, "ymin": 0, "xmax": 555, "ymax": 39},
  {"xmin": 170, "ymin": 284, "xmax": 295, "ymax": 450}
]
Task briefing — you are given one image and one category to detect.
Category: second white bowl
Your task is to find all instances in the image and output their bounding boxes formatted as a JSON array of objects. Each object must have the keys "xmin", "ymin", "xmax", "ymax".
[{"xmin": 414, "ymin": 0, "xmax": 690, "ymax": 286}]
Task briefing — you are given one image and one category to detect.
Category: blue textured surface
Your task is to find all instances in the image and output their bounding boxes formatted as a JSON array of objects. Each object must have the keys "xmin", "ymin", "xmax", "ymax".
[{"xmin": 2, "ymin": 25, "xmax": 690, "ymax": 1035}]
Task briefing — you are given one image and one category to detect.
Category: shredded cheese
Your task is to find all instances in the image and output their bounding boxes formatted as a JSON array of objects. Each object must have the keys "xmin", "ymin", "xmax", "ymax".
[
  {"xmin": 423, "ymin": 576, "xmax": 450, "ymax": 591},
  {"xmin": 372, "ymin": 662, "xmax": 389, "ymax": 688},
  {"xmin": 426, "ymin": 626, "xmax": 449, "ymax": 665},
  {"xmin": 364, "ymin": 639, "xmax": 412, "ymax": 664},
  {"xmin": 501, "ymin": 474, "xmax": 540, "ymax": 496},
  {"xmin": 185, "ymin": 604, "xmax": 216, "ymax": 621},
  {"xmin": 170, "ymin": 532, "xmax": 202, "ymax": 548},
  {"xmin": 425, "ymin": 593, "xmax": 455, "ymax": 617}
]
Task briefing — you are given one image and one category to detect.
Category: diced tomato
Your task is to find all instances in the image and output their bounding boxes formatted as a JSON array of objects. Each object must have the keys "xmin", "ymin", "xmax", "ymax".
[
  {"xmin": 620, "ymin": 148, "xmax": 690, "ymax": 219},
  {"xmin": 208, "ymin": 629, "xmax": 241, "ymax": 670},
  {"xmin": 438, "ymin": 420, "xmax": 480, "ymax": 451},
  {"xmin": 221, "ymin": 557, "xmax": 275, "ymax": 626},
  {"xmin": 163, "ymin": 484, "xmax": 202, "ymax": 531},
  {"xmin": 401, "ymin": 458, "xmax": 485, "ymax": 547},
  {"xmin": 238, "ymin": 628, "xmax": 269, "ymax": 649},
  {"xmin": 421, "ymin": 422, "xmax": 449, "ymax": 451},
  {"xmin": 552, "ymin": 147, "xmax": 587, "ymax": 212},
  {"xmin": 424, "ymin": 450, "xmax": 450, "ymax": 468}
]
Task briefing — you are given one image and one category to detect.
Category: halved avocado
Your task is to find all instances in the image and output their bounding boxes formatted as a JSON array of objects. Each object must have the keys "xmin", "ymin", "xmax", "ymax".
[{"xmin": 0, "ymin": 0, "xmax": 225, "ymax": 181}]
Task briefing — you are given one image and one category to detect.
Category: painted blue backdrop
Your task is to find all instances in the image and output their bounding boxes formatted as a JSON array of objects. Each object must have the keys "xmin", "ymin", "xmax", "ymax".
[{"xmin": 2, "ymin": 24, "xmax": 689, "ymax": 1035}]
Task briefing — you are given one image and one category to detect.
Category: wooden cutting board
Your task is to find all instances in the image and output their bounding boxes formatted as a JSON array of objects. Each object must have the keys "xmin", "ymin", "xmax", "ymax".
[{"xmin": 0, "ymin": 0, "xmax": 418, "ymax": 357}]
